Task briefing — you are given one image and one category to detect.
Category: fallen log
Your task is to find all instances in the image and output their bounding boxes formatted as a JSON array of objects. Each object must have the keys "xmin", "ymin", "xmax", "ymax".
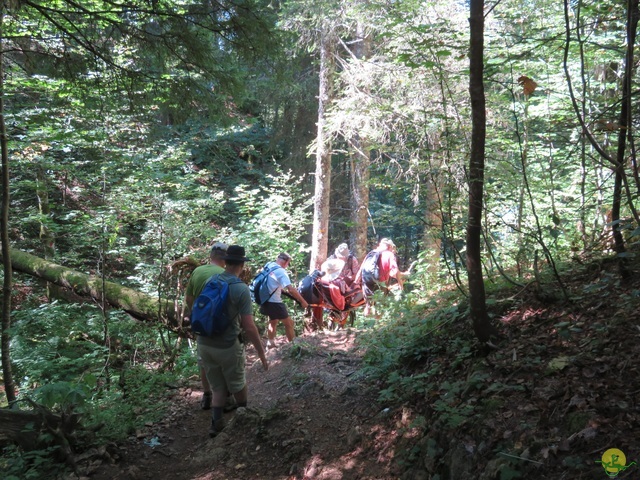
[
  {"xmin": 0, "ymin": 403, "xmax": 83, "ymax": 469},
  {"xmin": 2, "ymin": 248, "xmax": 178, "ymax": 326},
  {"xmin": 0, "ymin": 405, "xmax": 75, "ymax": 449}
]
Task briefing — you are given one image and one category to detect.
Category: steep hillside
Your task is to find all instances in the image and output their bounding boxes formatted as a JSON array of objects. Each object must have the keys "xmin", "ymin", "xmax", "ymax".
[{"xmin": 82, "ymin": 257, "xmax": 640, "ymax": 480}]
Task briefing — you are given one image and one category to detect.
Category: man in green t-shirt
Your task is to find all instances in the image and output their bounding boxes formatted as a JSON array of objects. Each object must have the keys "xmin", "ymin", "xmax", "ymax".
[
  {"xmin": 183, "ymin": 242, "xmax": 227, "ymax": 409},
  {"xmin": 197, "ymin": 245, "xmax": 268, "ymax": 437}
]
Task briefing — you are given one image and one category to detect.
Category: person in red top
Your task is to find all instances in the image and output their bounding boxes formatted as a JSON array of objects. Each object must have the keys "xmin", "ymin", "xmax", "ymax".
[{"xmin": 355, "ymin": 238, "xmax": 408, "ymax": 316}]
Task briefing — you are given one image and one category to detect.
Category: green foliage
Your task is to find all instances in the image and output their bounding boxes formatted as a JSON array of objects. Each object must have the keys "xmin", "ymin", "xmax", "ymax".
[
  {"xmin": 3, "ymin": 0, "xmax": 640, "ymax": 476},
  {"xmin": 4, "ymin": 0, "xmax": 279, "ymax": 122},
  {"xmin": 10, "ymin": 301, "xmax": 175, "ymax": 436},
  {"xmin": 87, "ymin": 366, "xmax": 173, "ymax": 442},
  {"xmin": 287, "ymin": 340, "xmax": 319, "ymax": 359},
  {"xmin": 1, "ymin": 294, "xmax": 191, "ymax": 474},
  {"xmin": 1, "ymin": 444, "xmax": 67, "ymax": 480},
  {"xmin": 359, "ymin": 297, "xmax": 464, "ymax": 401},
  {"xmin": 34, "ymin": 381, "xmax": 90, "ymax": 414},
  {"xmin": 231, "ymin": 169, "xmax": 312, "ymax": 274},
  {"xmin": 11, "ymin": 303, "xmax": 108, "ymax": 385}
]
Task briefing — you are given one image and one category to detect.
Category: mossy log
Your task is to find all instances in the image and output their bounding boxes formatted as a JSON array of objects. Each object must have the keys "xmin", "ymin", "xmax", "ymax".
[{"xmin": 3, "ymin": 248, "xmax": 178, "ymax": 326}]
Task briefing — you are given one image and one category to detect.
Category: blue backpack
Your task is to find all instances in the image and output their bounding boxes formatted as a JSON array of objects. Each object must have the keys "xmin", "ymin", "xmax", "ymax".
[
  {"xmin": 250, "ymin": 264, "xmax": 283, "ymax": 305},
  {"xmin": 360, "ymin": 250, "xmax": 382, "ymax": 282},
  {"xmin": 191, "ymin": 275, "xmax": 243, "ymax": 337}
]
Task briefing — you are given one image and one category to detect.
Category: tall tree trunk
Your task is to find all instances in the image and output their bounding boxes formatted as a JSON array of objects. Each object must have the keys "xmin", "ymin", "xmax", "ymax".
[
  {"xmin": 516, "ymin": 102, "xmax": 529, "ymax": 278},
  {"xmin": 3, "ymin": 249, "xmax": 178, "ymax": 325},
  {"xmin": 564, "ymin": 0, "xmax": 640, "ymax": 251},
  {"xmin": 310, "ymin": 27, "xmax": 333, "ymax": 271},
  {"xmin": 349, "ymin": 22, "xmax": 371, "ymax": 259},
  {"xmin": 467, "ymin": 0, "xmax": 496, "ymax": 343},
  {"xmin": 350, "ymin": 148, "xmax": 370, "ymax": 259},
  {"xmin": 611, "ymin": 0, "xmax": 639, "ymax": 269},
  {"xmin": 0, "ymin": 5, "xmax": 16, "ymax": 404}
]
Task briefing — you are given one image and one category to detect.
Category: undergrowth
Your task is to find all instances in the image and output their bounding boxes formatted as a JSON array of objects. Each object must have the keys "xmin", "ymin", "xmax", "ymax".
[
  {"xmin": 2, "ymin": 301, "xmax": 195, "ymax": 478},
  {"xmin": 356, "ymin": 255, "xmax": 640, "ymax": 479}
]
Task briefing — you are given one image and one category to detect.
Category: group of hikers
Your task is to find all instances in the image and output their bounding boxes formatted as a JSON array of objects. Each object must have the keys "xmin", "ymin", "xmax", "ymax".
[
  {"xmin": 311, "ymin": 237, "xmax": 409, "ymax": 322},
  {"xmin": 182, "ymin": 239, "xmax": 409, "ymax": 437}
]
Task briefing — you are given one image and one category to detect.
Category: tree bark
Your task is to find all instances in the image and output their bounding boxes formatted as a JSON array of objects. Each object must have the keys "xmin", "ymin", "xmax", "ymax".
[
  {"xmin": 467, "ymin": 0, "xmax": 497, "ymax": 343},
  {"xmin": 349, "ymin": 21, "xmax": 372, "ymax": 260},
  {"xmin": 0, "ymin": 5, "xmax": 17, "ymax": 404},
  {"xmin": 310, "ymin": 26, "xmax": 333, "ymax": 271},
  {"xmin": 611, "ymin": 0, "xmax": 638, "ymax": 275},
  {"xmin": 3, "ymin": 249, "xmax": 178, "ymax": 325},
  {"xmin": 350, "ymin": 147, "xmax": 370, "ymax": 259}
]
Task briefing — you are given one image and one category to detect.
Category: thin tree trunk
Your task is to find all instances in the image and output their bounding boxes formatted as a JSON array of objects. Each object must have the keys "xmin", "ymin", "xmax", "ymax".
[
  {"xmin": 516, "ymin": 103, "xmax": 528, "ymax": 277},
  {"xmin": 467, "ymin": 0, "xmax": 496, "ymax": 343},
  {"xmin": 576, "ymin": 2, "xmax": 589, "ymax": 250},
  {"xmin": 35, "ymin": 165, "xmax": 56, "ymax": 303},
  {"xmin": 611, "ymin": 0, "xmax": 639, "ymax": 265},
  {"xmin": 36, "ymin": 166, "xmax": 55, "ymax": 260},
  {"xmin": 0, "ymin": 5, "xmax": 16, "ymax": 404},
  {"xmin": 310, "ymin": 27, "xmax": 333, "ymax": 271},
  {"xmin": 3, "ymin": 249, "xmax": 178, "ymax": 325},
  {"xmin": 563, "ymin": 0, "xmax": 640, "ymax": 238},
  {"xmin": 435, "ymin": 71, "xmax": 462, "ymax": 289}
]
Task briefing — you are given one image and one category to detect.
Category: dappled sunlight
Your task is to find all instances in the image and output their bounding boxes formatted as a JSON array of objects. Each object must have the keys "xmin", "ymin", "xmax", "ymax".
[
  {"xmin": 499, "ymin": 306, "xmax": 547, "ymax": 324},
  {"xmin": 293, "ymin": 419, "xmax": 399, "ymax": 479},
  {"xmin": 82, "ymin": 328, "xmax": 398, "ymax": 480}
]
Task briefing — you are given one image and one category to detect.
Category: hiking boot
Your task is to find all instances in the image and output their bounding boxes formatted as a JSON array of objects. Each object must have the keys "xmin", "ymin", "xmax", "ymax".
[
  {"xmin": 200, "ymin": 392, "xmax": 212, "ymax": 410},
  {"xmin": 208, "ymin": 418, "xmax": 225, "ymax": 438}
]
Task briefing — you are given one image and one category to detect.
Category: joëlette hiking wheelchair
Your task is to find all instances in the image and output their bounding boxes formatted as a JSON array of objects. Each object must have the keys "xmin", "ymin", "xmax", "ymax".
[{"xmin": 298, "ymin": 270, "xmax": 365, "ymax": 329}]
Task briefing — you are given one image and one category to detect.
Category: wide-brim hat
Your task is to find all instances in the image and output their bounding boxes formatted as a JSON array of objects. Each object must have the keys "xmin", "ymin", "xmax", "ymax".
[
  {"xmin": 335, "ymin": 243, "xmax": 349, "ymax": 258},
  {"xmin": 223, "ymin": 245, "xmax": 251, "ymax": 262}
]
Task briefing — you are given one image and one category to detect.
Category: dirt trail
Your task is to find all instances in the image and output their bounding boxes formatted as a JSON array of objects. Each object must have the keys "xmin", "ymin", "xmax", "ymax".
[{"xmin": 91, "ymin": 330, "xmax": 398, "ymax": 480}]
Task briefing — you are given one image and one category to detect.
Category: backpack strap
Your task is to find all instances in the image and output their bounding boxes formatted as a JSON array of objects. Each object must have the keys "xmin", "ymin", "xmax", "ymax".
[
  {"xmin": 262, "ymin": 264, "xmax": 284, "ymax": 303},
  {"xmin": 218, "ymin": 275, "xmax": 244, "ymax": 318}
]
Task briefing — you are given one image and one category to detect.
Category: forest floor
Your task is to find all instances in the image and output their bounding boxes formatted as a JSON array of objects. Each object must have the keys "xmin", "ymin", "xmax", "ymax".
[
  {"xmin": 83, "ymin": 255, "xmax": 640, "ymax": 480},
  {"xmin": 89, "ymin": 329, "xmax": 397, "ymax": 480}
]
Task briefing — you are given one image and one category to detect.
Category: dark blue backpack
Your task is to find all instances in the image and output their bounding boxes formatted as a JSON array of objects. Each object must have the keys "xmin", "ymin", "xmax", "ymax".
[
  {"xmin": 360, "ymin": 250, "xmax": 382, "ymax": 282},
  {"xmin": 191, "ymin": 275, "xmax": 243, "ymax": 336},
  {"xmin": 250, "ymin": 264, "xmax": 282, "ymax": 305}
]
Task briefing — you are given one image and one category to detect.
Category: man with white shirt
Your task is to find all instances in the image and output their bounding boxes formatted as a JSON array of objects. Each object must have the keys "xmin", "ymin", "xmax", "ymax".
[{"xmin": 259, "ymin": 252, "xmax": 309, "ymax": 347}]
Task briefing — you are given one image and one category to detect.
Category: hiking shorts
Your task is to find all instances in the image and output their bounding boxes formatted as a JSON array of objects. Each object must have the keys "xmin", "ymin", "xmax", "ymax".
[
  {"xmin": 260, "ymin": 301, "xmax": 289, "ymax": 320},
  {"xmin": 197, "ymin": 352, "xmax": 205, "ymax": 369},
  {"xmin": 197, "ymin": 339, "xmax": 246, "ymax": 395}
]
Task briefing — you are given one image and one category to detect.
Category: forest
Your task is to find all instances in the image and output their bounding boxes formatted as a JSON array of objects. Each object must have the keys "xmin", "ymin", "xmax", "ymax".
[{"xmin": 1, "ymin": 0, "xmax": 639, "ymax": 479}]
